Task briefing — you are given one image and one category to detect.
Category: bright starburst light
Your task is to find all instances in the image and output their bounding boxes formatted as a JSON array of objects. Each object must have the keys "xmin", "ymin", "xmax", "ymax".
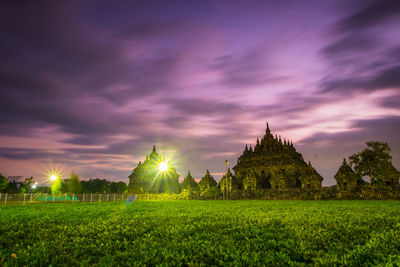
[
  {"xmin": 158, "ymin": 161, "xmax": 169, "ymax": 172},
  {"xmin": 43, "ymin": 167, "xmax": 63, "ymax": 184}
]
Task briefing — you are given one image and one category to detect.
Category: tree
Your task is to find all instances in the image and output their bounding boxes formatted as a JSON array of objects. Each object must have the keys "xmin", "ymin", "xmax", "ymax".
[
  {"xmin": 51, "ymin": 178, "xmax": 62, "ymax": 195},
  {"xmin": 110, "ymin": 181, "xmax": 128, "ymax": 193},
  {"xmin": 67, "ymin": 172, "xmax": 82, "ymax": 194},
  {"xmin": 349, "ymin": 141, "xmax": 400, "ymax": 186},
  {"xmin": 20, "ymin": 176, "xmax": 34, "ymax": 194},
  {"xmin": 81, "ymin": 178, "xmax": 112, "ymax": 193},
  {"xmin": 0, "ymin": 173, "xmax": 8, "ymax": 192},
  {"xmin": 208, "ymin": 186, "xmax": 221, "ymax": 199}
]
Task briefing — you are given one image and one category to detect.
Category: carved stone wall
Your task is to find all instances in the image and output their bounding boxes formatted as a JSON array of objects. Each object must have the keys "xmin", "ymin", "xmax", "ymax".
[{"xmin": 233, "ymin": 124, "xmax": 323, "ymax": 193}]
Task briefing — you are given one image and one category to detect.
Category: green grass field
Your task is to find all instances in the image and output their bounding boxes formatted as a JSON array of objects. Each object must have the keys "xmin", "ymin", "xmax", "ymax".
[{"xmin": 1, "ymin": 200, "xmax": 400, "ymax": 266}]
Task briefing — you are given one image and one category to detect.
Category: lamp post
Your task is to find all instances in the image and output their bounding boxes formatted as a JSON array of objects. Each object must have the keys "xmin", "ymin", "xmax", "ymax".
[{"xmin": 225, "ymin": 160, "xmax": 229, "ymax": 200}]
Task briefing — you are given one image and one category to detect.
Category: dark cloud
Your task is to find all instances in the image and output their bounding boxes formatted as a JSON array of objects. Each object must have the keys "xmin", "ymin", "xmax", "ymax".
[
  {"xmin": 319, "ymin": 0, "xmax": 400, "ymax": 94},
  {"xmin": 321, "ymin": 63, "xmax": 400, "ymax": 93},
  {"xmin": 0, "ymin": 147, "xmax": 61, "ymax": 160},
  {"xmin": 320, "ymin": 34, "xmax": 377, "ymax": 58},
  {"xmin": 337, "ymin": 0, "xmax": 400, "ymax": 32},
  {"xmin": 380, "ymin": 94, "xmax": 400, "ymax": 109}
]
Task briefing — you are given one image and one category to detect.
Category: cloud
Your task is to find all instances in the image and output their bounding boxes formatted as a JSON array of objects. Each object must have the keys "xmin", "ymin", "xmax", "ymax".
[
  {"xmin": 319, "ymin": 0, "xmax": 400, "ymax": 94},
  {"xmin": 300, "ymin": 115, "xmax": 400, "ymax": 150},
  {"xmin": 337, "ymin": 0, "xmax": 400, "ymax": 32},
  {"xmin": 320, "ymin": 34, "xmax": 377, "ymax": 58},
  {"xmin": 380, "ymin": 93, "xmax": 400, "ymax": 108},
  {"xmin": 210, "ymin": 49, "xmax": 291, "ymax": 89}
]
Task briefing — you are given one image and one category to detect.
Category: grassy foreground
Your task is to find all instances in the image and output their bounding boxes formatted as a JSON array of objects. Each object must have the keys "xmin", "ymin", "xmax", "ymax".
[{"xmin": 1, "ymin": 200, "xmax": 400, "ymax": 266}]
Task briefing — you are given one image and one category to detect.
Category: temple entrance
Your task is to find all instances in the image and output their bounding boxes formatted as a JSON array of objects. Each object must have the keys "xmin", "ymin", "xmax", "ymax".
[
  {"xmin": 295, "ymin": 177, "xmax": 301, "ymax": 188},
  {"xmin": 260, "ymin": 171, "xmax": 271, "ymax": 189}
]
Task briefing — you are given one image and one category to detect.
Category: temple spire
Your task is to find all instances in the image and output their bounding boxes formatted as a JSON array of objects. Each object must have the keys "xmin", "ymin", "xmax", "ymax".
[
  {"xmin": 266, "ymin": 122, "xmax": 270, "ymax": 134},
  {"xmin": 152, "ymin": 145, "xmax": 156, "ymax": 153}
]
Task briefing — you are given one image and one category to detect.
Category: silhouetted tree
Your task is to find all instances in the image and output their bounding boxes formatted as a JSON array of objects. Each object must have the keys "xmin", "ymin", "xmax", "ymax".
[
  {"xmin": 349, "ymin": 141, "xmax": 400, "ymax": 186},
  {"xmin": 110, "ymin": 181, "xmax": 128, "ymax": 193},
  {"xmin": 20, "ymin": 176, "xmax": 34, "ymax": 193},
  {"xmin": 81, "ymin": 178, "xmax": 111, "ymax": 193},
  {"xmin": 68, "ymin": 172, "xmax": 82, "ymax": 194},
  {"xmin": 0, "ymin": 173, "xmax": 7, "ymax": 192}
]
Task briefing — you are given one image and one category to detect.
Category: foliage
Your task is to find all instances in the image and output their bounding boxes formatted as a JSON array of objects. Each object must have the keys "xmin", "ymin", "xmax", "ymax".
[
  {"xmin": 0, "ymin": 173, "xmax": 7, "ymax": 192},
  {"xmin": 207, "ymin": 185, "xmax": 221, "ymax": 199},
  {"xmin": 81, "ymin": 179, "xmax": 128, "ymax": 194},
  {"xmin": 4, "ymin": 180, "xmax": 22, "ymax": 194},
  {"xmin": 51, "ymin": 178, "xmax": 62, "ymax": 195},
  {"xmin": 350, "ymin": 141, "xmax": 400, "ymax": 186},
  {"xmin": 67, "ymin": 172, "xmax": 82, "ymax": 194},
  {"xmin": 1, "ymin": 201, "xmax": 400, "ymax": 266},
  {"xmin": 110, "ymin": 181, "xmax": 128, "ymax": 194}
]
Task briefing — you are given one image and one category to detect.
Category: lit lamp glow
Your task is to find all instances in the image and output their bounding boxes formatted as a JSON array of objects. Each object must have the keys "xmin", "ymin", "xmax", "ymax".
[
  {"xmin": 44, "ymin": 167, "xmax": 63, "ymax": 184},
  {"xmin": 158, "ymin": 161, "xmax": 169, "ymax": 172}
]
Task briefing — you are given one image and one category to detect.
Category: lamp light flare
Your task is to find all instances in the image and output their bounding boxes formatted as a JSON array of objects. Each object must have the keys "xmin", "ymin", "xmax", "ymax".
[
  {"xmin": 158, "ymin": 161, "xmax": 169, "ymax": 172},
  {"xmin": 31, "ymin": 182, "xmax": 38, "ymax": 189},
  {"xmin": 50, "ymin": 174, "xmax": 57, "ymax": 181}
]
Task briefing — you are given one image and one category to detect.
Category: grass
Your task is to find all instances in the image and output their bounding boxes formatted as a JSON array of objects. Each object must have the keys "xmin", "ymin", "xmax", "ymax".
[{"xmin": 1, "ymin": 200, "xmax": 400, "ymax": 266}]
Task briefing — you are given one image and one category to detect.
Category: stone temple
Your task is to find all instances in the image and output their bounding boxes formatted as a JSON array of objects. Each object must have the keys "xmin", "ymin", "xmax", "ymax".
[
  {"xmin": 128, "ymin": 146, "xmax": 180, "ymax": 194},
  {"xmin": 232, "ymin": 124, "xmax": 323, "ymax": 192}
]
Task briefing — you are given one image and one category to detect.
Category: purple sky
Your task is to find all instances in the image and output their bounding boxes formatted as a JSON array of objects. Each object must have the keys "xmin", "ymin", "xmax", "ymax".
[{"xmin": 1, "ymin": 0, "xmax": 400, "ymax": 185}]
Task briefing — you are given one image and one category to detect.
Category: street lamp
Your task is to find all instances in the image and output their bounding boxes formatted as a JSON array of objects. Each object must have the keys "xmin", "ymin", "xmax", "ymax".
[
  {"xmin": 31, "ymin": 182, "xmax": 38, "ymax": 189},
  {"xmin": 158, "ymin": 161, "xmax": 169, "ymax": 172}
]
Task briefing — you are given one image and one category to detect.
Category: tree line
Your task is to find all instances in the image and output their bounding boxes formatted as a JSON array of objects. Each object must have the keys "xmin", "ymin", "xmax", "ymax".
[{"xmin": 0, "ymin": 172, "xmax": 128, "ymax": 195}]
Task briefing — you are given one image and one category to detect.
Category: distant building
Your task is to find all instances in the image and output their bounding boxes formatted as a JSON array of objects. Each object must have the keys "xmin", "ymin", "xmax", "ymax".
[
  {"xmin": 334, "ymin": 159, "xmax": 363, "ymax": 192},
  {"xmin": 233, "ymin": 123, "xmax": 323, "ymax": 192},
  {"xmin": 128, "ymin": 146, "xmax": 180, "ymax": 193},
  {"xmin": 198, "ymin": 170, "xmax": 217, "ymax": 196}
]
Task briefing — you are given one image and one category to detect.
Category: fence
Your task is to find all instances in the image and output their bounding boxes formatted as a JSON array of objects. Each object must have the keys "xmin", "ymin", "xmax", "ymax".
[{"xmin": 0, "ymin": 193, "xmax": 128, "ymax": 205}]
